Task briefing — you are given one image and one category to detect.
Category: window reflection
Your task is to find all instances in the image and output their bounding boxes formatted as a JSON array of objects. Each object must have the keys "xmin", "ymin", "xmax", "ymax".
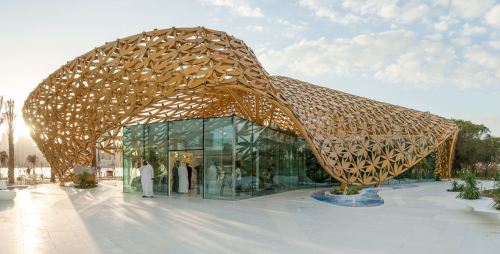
[{"xmin": 123, "ymin": 116, "xmax": 336, "ymax": 199}]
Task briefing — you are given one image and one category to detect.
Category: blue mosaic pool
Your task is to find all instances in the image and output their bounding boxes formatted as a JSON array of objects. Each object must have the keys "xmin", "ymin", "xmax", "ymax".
[
  {"xmin": 311, "ymin": 188, "xmax": 384, "ymax": 207},
  {"xmin": 311, "ymin": 185, "xmax": 418, "ymax": 207}
]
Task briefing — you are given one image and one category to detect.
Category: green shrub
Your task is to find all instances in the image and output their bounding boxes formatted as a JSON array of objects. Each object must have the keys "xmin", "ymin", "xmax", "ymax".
[
  {"xmin": 493, "ymin": 171, "xmax": 500, "ymax": 181},
  {"xmin": 493, "ymin": 196, "xmax": 500, "ymax": 210},
  {"xmin": 330, "ymin": 185, "xmax": 362, "ymax": 195},
  {"xmin": 447, "ymin": 180, "xmax": 464, "ymax": 192},
  {"xmin": 493, "ymin": 172, "xmax": 500, "ymax": 189},
  {"xmin": 330, "ymin": 187, "xmax": 344, "ymax": 195},
  {"xmin": 483, "ymin": 188, "xmax": 500, "ymax": 197},
  {"xmin": 457, "ymin": 170, "xmax": 480, "ymax": 200},
  {"xmin": 346, "ymin": 185, "xmax": 362, "ymax": 195}
]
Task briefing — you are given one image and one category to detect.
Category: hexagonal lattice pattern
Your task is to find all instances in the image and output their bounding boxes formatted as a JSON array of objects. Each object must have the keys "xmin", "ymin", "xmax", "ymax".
[{"xmin": 23, "ymin": 27, "xmax": 457, "ymax": 185}]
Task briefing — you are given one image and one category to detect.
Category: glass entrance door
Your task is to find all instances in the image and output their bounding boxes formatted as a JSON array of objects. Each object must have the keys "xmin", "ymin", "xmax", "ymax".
[{"xmin": 168, "ymin": 150, "xmax": 203, "ymax": 197}]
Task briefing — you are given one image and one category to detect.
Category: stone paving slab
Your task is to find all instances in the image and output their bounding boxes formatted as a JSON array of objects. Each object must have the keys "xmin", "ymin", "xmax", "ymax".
[{"xmin": 0, "ymin": 181, "xmax": 499, "ymax": 254}]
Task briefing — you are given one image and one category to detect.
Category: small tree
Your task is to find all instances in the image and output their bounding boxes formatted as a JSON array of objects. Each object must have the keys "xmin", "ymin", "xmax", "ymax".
[
  {"xmin": 457, "ymin": 169, "xmax": 481, "ymax": 200},
  {"xmin": 0, "ymin": 150, "xmax": 7, "ymax": 179},
  {"xmin": 26, "ymin": 154, "xmax": 38, "ymax": 173},
  {"xmin": 452, "ymin": 120, "xmax": 499, "ymax": 176},
  {"xmin": 3, "ymin": 99, "xmax": 15, "ymax": 184}
]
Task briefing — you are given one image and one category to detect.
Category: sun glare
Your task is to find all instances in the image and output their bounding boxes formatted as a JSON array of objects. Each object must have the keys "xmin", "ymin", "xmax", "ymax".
[{"xmin": 16, "ymin": 118, "xmax": 31, "ymax": 140}]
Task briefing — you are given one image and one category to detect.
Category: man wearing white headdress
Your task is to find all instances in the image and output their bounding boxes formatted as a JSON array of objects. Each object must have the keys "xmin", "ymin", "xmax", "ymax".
[
  {"xmin": 140, "ymin": 161, "xmax": 154, "ymax": 198},
  {"xmin": 178, "ymin": 162, "xmax": 189, "ymax": 193}
]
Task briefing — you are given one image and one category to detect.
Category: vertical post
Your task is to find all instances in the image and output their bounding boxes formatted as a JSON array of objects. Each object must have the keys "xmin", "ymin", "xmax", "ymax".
[
  {"xmin": 122, "ymin": 127, "xmax": 125, "ymax": 192},
  {"xmin": 95, "ymin": 146, "xmax": 99, "ymax": 183},
  {"xmin": 232, "ymin": 116, "xmax": 236, "ymax": 200},
  {"xmin": 167, "ymin": 121, "xmax": 170, "ymax": 197}
]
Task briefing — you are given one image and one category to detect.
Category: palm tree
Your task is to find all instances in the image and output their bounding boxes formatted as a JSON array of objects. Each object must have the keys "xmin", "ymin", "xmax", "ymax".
[
  {"xmin": 26, "ymin": 154, "xmax": 38, "ymax": 174},
  {"xmin": 3, "ymin": 99, "xmax": 15, "ymax": 184},
  {"xmin": 0, "ymin": 151, "xmax": 8, "ymax": 179}
]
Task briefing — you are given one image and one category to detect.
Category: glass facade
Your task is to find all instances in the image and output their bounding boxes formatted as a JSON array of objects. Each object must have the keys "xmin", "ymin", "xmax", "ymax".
[
  {"xmin": 382, "ymin": 152, "xmax": 437, "ymax": 185},
  {"xmin": 123, "ymin": 116, "xmax": 337, "ymax": 200}
]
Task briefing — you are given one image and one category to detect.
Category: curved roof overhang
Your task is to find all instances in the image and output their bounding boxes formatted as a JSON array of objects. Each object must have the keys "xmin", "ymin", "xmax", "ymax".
[{"xmin": 23, "ymin": 27, "xmax": 458, "ymax": 185}]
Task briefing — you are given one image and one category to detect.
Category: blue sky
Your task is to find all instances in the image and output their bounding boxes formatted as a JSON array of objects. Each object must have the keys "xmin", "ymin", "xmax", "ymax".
[{"xmin": 0, "ymin": 0, "xmax": 499, "ymax": 137}]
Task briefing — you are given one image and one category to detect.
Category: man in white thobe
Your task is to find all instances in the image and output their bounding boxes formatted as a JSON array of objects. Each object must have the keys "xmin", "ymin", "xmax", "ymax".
[
  {"xmin": 140, "ymin": 161, "xmax": 154, "ymax": 198},
  {"xmin": 178, "ymin": 163, "xmax": 189, "ymax": 193}
]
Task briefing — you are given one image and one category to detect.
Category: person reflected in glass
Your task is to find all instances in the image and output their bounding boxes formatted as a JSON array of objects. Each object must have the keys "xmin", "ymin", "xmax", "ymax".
[
  {"xmin": 186, "ymin": 162, "xmax": 193, "ymax": 190},
  {"xmin": 265, "ymin": 164, "xmax": 275, "ymax": 191},
  {"xmin": 195, "ymin": 164, "xmax": 203, "ymax": 194},
  {"xmin": 172, "ymin": 160, "xmax": 180, "ymax": 193},
  {"xmin": 178, "ymin": 162, "xmax": 189, "ymax": 194},
  {"xmin": 207, "ymin": 161, "xmax": 219, "ymax": 195},
  {"xmin": 159, "ymin": 163, "xmax": 168, "ymax": 192},
  {"xmin": 235, "ymin": 161, "xmax": 242, "ymax": 196},
  {"xmin": 140, "ymin": 160, "xmax": 154, "ymax": 198}
]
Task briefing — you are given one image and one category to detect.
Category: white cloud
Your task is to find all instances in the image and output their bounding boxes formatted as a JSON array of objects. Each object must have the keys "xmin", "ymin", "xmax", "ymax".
[
  {"xmin": 425, "ymin": 33, "xmax": 443, "ymax": 41},
  {"xmin": 341, "ymin": 0, "xmax": 397, "ymax": 16},
  {"xmin": 485, "ymin": 5, "xmax": 500, "ymax": 28},
  {"xmin": 400, "ymin": 3, "xmax": 429, "ymax": 22},
  {"xmin": 489, "ymin": 39, "xmax": 500, "ymax": 49},
  {"xmin": 299, "ymin": 0, "xmax": 360, "ymax": 24},
  {"xmin": 258, "ymin": 30, "xmax": 500, "ymax": 88},
  {"xmin": 244, "ymin": 25, "xmax": 264, "ymax": 32},
  {"xmin": 462, "ymin": 23, "xmax": 486, "ymax": 36},
  {"xmin": 452, "ymin": 63, "xmax": 499, "ymax": 88},
  {"xmin": 259, "ymin": 30, "xmax": 417, "ymax": 76},
  {"xmin": 374, "ymin": 41, "xmax": 455, "ymax": 84},
  {"xmin": 300, "ymin": 0, "xmax": 429, "ymax": 24},
  {"xmin": 451, "ymin": 36, "xmax": 472, "ymax": 46},
  {"xmin": 433, "ymin": 0, "xmax": 450, "ymax": 7},
  {"xmin": 434, "ymin": 20, "xmax": 449, "ymax": 31},
  {"xmin": 464, "ymin": 45, "xmax": 500, "ymax": 71},
  {"xmin": 433, "ymin": 16, "xmax": 459, "ymax": 32},
  {"xmin": 276, "ymin": 19, "xmax": 308, "ymax": 38},
  {"xmin": 449, "ymin": 0, "xmax": 495, "ymax": 19},
  {"xmin": 346, "ymin": 0, "xmax": 429, "ymax": 22},
  {"xmin": 202, "ymin": 0, "xmax": 263, "ymax": 17}
]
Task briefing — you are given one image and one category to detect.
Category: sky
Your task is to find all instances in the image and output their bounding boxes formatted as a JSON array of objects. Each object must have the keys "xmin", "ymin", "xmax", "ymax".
[{"xmin": 0, "ymin": 0, "xmax": 499, "ymax": 139}]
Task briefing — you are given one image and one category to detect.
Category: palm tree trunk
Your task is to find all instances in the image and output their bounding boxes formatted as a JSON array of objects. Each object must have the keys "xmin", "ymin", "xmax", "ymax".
[{"xmin": 8, "ymin": 131, "xmax": 14, "ymax": 184}]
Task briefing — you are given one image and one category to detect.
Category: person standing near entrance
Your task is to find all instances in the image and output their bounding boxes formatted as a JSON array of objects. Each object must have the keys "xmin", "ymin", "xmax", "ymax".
[
  {"xmin": 235, "ymin": 161, "xmax": 242, "ymax": 196},
  {"xmin": 140, "ymin": 161, "xmax": 154, "ymax": 198},
  {"xmin": 172, "ymin": 160, "xmax": 180, "ymax": 193},
  {"xmin": 178, "ymin": 162, "xmax": 189, "ymax": 193},
  {"xmin": 195, "ymin": 164, "xmax": 203, "ymax": 194},
  {"xmin": 186, "ymin": 162, "xmax": 193, "ymax": 190}
]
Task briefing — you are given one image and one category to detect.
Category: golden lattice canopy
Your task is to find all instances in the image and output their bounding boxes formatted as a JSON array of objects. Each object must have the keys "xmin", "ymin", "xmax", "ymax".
[{"xmin": 23, "ymin": 27, "xmax": 458, "ymax": 185}]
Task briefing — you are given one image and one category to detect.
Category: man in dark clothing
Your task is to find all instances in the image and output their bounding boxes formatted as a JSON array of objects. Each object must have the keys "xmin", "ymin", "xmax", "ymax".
[
  {"xmin": 172, "ymin": 160, "xmax": 180, "ymax": 193},
  {"xmin": 195, "ymin": 164, "xmax": 203, "ymax": 194},
  {"xmin": 186, "ymin": 162, "xmax": 193, "ymax": 190}
]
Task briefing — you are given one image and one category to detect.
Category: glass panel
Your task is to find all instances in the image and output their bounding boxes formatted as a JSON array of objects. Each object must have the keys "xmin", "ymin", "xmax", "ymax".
[
  {"xmin": 298, "ymin": 139, "xmax": 313, "ymax": 188},
  {"xmin": 235, "ymin": 117, "xmax": 253, "ymax": 199},
  {"xmin": 122, "ymin": 125, "xmax": 144, "ymax": 193},
  {"xmin": 169, "ymin": 119, "xmax": 203, "ymax": 150},
  {"xmin": 169, "ymin": 150, "xmax": 203, "ymax": 196},
  {"xmin": 304, "ymin": 143, "xmax": 333, "ymax": 188},
  {"xmin": 254, "ymin": 125, "xmax": 280, "ymax": 195},
  {"xmin": 270, "ymin": 130, "xmax": 280, "ymax": 193},
  {"xmin": 122, "ymin": 116, "xmax": 332, "ymax": 198},
  {"xmin": 144, "ymin": 123, "xmax": 169, "ymax": 194},
  {"xmin": 203, "ymin": 117, "xmax": 234, "ymax": 200},
  {"xmin": 289, "ymin": 137, "xmax": 299, "ymax": 189},
  {"xmin": 392, "ymin": 152, "xmax": 436, "ymax": 184},
  {"xmin": 277, "ymin": 132, "xmax": 290, "ymax": 191}
]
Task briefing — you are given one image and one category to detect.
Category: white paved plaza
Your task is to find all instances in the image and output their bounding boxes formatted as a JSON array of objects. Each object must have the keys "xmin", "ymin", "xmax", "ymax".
[{"xmin": 0, "ymin": 181, "xmax": 499, "ymax": 254}]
